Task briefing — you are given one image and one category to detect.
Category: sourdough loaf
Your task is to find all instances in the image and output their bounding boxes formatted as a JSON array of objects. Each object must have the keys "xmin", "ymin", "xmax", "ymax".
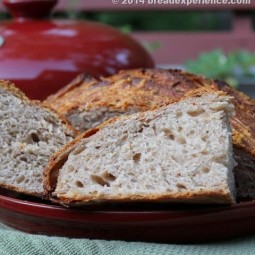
[
  {"xmin": 45, "ymin": 69, "xmax": 213, "ymax": 132},
  {"xmin": 46, "ymin": 69, "xmax": 255, "ymax": 200},
  {"xmin": 44, "ymin": 90, "xmax": 236, "ymax": 205},
  {"xmin": 0, "ymin": 81, "xmax": 78, "ymax": 196}
]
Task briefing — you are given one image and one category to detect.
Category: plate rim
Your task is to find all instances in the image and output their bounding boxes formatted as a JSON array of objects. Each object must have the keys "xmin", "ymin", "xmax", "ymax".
[{"xmin": 1, "ymin": 192, "xmax": 255, "ymax": 223}]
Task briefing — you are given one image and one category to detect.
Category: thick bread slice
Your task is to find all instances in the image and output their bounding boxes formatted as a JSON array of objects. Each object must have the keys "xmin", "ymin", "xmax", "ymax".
[
  {"xmin": 44, "ymin": 90, "xmax": 236, "ymax": 205},
  {"xmin": 0, "ymin": 81, "xmax": 78, "ymax": 197},
  {"xmin": 45, "ymin": 69, "xmax": 255, "ymax": 200}
]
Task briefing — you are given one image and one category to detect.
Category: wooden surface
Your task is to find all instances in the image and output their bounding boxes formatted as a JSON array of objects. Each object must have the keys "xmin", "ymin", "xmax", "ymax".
[{"xmin": 134, "ymin": 30, "xmax": 255, "ymax": 65}]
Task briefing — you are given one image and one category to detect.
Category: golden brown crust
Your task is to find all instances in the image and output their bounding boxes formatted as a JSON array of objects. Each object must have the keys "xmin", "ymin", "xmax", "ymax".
[
  {"xmin": 55, "ymin": 190, "xmax": 234, "ymax": 206},
  {"xmin": 45, "ymin": 74, "xmax": 97, "ymax": 105},
  {"xmin": 0, "ymin": 80, "xmax": 30, "ymax": 102},
  {"xmin": 44, "ymin": 69, "xmax": 215, "ymax": 115}
]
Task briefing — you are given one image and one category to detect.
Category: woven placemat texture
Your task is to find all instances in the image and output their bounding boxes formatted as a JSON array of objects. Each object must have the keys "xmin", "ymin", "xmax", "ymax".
[{"xmin": 0, "ymin": 223, "xmax": 255, "ymax": 255}]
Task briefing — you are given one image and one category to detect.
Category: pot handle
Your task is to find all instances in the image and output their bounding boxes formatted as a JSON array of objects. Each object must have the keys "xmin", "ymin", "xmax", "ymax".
[{"xmin": 3, "ymin": 0, "xmax": 58, "ymax": 20}]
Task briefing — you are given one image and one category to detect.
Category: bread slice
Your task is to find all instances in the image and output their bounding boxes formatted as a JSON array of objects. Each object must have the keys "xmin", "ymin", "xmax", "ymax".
[
  {"xmin": 0, "ymin": 81, "xmax": 78, "ymax": 197},
  {"xmin": 44, "ymin": 90, "xmax": 236, "ymax": 205},
  {"xmin": 45, "ymin": 69, "xmax": 255, "ymax": 200}
]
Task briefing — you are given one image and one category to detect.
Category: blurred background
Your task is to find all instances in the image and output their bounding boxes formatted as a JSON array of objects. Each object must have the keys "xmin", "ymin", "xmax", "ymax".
[{"xmin": 1, "ymin": 0, "xmax": 255, "ymax": 96}]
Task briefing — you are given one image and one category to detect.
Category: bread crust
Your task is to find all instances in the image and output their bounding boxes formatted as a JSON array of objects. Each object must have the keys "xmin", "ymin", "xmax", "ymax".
[
  {"xmin": 53, "ymin": 191, "xmax": 234, "ymax": 206},
  {"xmin": 44, "ymin": 69, "xmax": 215, "ymax": 115},
  {"xmin": 43, "ymin": 89, "xmax": 234, "ymax": 205},
  {"xmin": 45, "ymin": 74, "xmax": 97, "ymax": 106}
]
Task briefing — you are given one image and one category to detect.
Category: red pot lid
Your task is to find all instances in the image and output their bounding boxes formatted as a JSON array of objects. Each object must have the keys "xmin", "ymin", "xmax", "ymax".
[{"xmin": 0, "ymin": 0, "xmax": 154, "ymax": 100}]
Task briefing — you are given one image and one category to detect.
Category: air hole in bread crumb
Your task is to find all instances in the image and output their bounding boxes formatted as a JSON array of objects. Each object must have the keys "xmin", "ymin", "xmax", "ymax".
[
  {"xmin": 138, "ymin": 123, "xmax": 150, "ymax": 133},
  {"xmin": 121, "ymin": 135, "xmax": 128, "ymax": 142},
  {"xmin": 152, "ymin": 124, "xmax": 157, "ymax": 134},
  {"xmin": 133, "ymin": 153, "xmax": 141, "ymax": 162},
  {"xmin": 177, "ymin": 183, "xmax": 187, "ymax": 190},
  {"xmin": 187, "ymin": 107, "xmax": 205, "ymax": 117},
  {"xmin": 203, "ymin": 167, "xmax": 210, "ymax": 173},
  {"xmin": 31, "ymin": 133, "xmax": 40, "ymax": 143},
  {"xmin": 138, "ymin": 127, "xmax": 143, "ymax": 133},
  {"xmin": 201, "ymin": 135, "xmax": 208, "ymax": 142},
  {"xmin": 91, "ymin": 175, "xmax": 110, "ymax": 187},
  {"xmin": 201, "ymin": 150, "xmax": 209, "ymax": 155},
  {"xmin": 176, "ymin": 111, "xmax": 183, "ymax": 118},
  {"xmin": 16, "ymin": 175, "xmax": 25, "ymax": 184},
  {"xmin": 20, "ymin": 157, "xmax": 27, "ymax": 162},
  {"xmin": 162, "ymin": 128, "xmax": 175, "ymax": 140},
  {"xmin": 72, "ymin": 145, "xmax": 86, "ymax": 156},
  {"xmin": 67, "ymin": 166, "xmax": 75, "ymax": 173},
  {"xmin": 178, "ymin": 126, "xmax": 183, "ymax": 132},
  {"xmin": 145, "ymin": 184, "xmax": 153, "ymax": 190},
  {"xmin": 75, "ymin": 181, "xmax": 84, "ymax": 188},
  {"xmin": 189, "ymin": 130, "xmax": 195, "ymax": 135},
  {"xmin": 102, "ymin": 172, "xmax": 116, "ymax": 182},
  {"xmin": 95, "ymin": 146, "xmax": 101, "ymax": 149},
  {"xmin": 212, "ymin": 156, "xmax": 227, "ymax": 166},
  {"xmin": 177, "ymin": 136, "xmax": 186, "ymax": 144}
]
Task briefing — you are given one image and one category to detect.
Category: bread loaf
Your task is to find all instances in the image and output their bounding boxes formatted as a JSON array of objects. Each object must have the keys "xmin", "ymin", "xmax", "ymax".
[
  {"xmin": 45, "ymin": 69, "xmax": 255, "ymax": 200},
  {"xmin": 0, "ymin": 81, "xmax": 78, "ymax": 196},
  {"xmin": 45, "ymin": 69, "xmax": 213, "ymax": 132},
  {"xmin": 44, "ymin": 90, "xmax": 236, "ymax": 205}
]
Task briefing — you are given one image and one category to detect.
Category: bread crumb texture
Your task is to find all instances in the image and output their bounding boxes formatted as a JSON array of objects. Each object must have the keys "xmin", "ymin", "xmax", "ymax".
[
  {"xmin": 0, "ymin": 81, "xmax": 75, "ymax": 196},
  {"xmin": 52, "ymin": 92, "xmax": 236, "ymax": 204}
]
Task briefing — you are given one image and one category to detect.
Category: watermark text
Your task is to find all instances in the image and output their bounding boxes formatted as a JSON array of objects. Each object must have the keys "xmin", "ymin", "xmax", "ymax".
[{"xmin": 112, "ymin": 0, "xmax": 251, "ymax": 6}]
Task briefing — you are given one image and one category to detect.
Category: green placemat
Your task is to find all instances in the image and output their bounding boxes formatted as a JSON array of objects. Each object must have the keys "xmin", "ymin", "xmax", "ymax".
[{"xmin": 0, "ymin": 223, "xmax": 255, "ymax": 255}]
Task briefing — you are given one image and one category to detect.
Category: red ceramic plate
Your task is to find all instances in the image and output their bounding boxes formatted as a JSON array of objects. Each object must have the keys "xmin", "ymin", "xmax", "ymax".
[{"xmin": 0, "ymin": 189, "xmax": 255, "ymax": 244}]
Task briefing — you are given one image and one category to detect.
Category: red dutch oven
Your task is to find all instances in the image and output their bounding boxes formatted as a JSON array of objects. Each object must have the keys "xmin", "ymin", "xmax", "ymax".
[{"xmin": 0, "ymin": 0, "xmax": 154, "ymax": 100}]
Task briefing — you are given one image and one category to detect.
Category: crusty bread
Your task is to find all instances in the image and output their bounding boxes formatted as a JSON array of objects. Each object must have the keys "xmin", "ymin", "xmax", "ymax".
[
  {"xmin": 0, "ymin": 80, "xmax": 78, "ymax": 197},
  {"xmin": 44, "ymin": 90, "xmax": 236, "ymax": 205},
  {"xmin": 45, "ymin": 69, "xmax": 255, "ymax": 200},
  {"xmin": 45, "ymin": 69, "xmax": 214, "ymax": 132}
]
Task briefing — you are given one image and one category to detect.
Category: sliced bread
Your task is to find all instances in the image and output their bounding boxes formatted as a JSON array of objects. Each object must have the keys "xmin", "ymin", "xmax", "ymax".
[
  {"xmin": 0, "ymin": 81, "xmax": 78, "ymax": 197},
  {"xmin": 44, "ymin": 90, "xmax": 236, "ymax": 205},
  {"xmin": 45, "ymin": 69, "xmax": 255, "ymax": 200}
]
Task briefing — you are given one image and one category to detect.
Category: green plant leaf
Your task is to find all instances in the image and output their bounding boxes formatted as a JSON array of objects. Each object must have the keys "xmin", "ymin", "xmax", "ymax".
[{"xmin": 185, "ymin": 49, "xmax": 255, "ymax": 87}]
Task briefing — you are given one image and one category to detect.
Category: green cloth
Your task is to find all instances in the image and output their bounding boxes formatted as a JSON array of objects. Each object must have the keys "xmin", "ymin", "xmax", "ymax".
[{"xmin": 0, "ymin": 223, "xmax": 255, "ymax": 255}]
